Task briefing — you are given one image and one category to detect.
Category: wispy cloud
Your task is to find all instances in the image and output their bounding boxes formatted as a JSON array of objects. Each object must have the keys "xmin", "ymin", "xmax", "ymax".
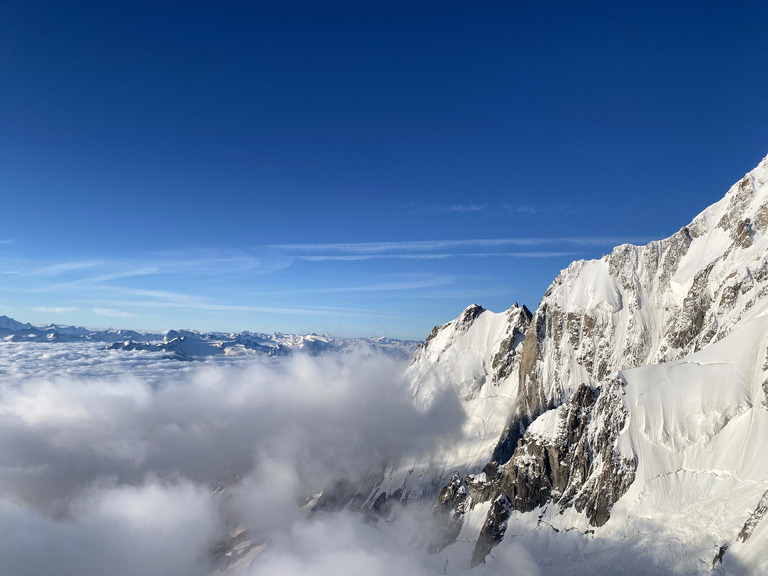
[
  {"xmin": 273, "ymin": 237, "xmax": 652, "ymax": 257},
  {"xmin": 0, "ymin": 239, "xmax": 14, "ymax": 245},
  {"xmin": 298, "ymin": 251, "xmax": 581, "ymax": 262},
  {"xmin": 502, "ymin": 204, "xmax": 540, "ymax": 214},
  {"xmin": 272, "ymin": 275, "xmax": 457, "ymax": 294},
  {"xmin": 1, "ymin": 233, "xmax": 651, "ymax": 334},
  {"xmin": 24, "ymin": 261, "xmax": 103, "ymax": 277},
  {"xmin": 34, "ymin": 306, "xmax": 78, "ymax": 313},
  {"xmin": 10, "ymin": 238, "xmax": 636, "ymax": 294},
  {"xmin": 145, "ymin": 250, "xmax": 293, "ymax": 275},
  {"xmin": 93, "ymin": 308, "xmax": 136, "ymax": 318},
  {"xmin": 446, "ymin": 203, "xmax": 486, "ymax": 212},
  {"xmin": 96, "ymin": 299, "xmax": 402, "ymax": 318},
  {"xmin": 410, "ymin": 202, "xmax": 578, "ymax": 216},
  {"xmin": 501, "ymin": 203, "xmax": 578, "ymax": 216},
  {"xmin": 409, "ymin": 202, "xmax": 487, "ymax": 214},
  {"xmin": 56, "ymin": 267, "xmax": 159, "ymax": 287},
  {"xmin": 114, "ymin": 287, "xmax": 204, "ymax": 302}
]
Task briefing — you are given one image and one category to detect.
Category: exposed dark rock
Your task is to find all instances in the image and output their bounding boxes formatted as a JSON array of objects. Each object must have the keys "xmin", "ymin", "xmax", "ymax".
[
  {"xmin": 430, "ymin": 463, "xmax": 503, "ymax": 554},
  {"xmin": 412, "ymin": 305, "xmax": 490, "ymax": 368},
  {"xmin": 490, "ymin": 416, "xmax": 527, "ymax": 466},
  {"xmin": 717, "ymin": 175, "xmax": 754, "ymax": 232},
  {"xmin": 733, "ymin": 218, "xmax": 754, "ymax": 249},
  {"xmin": 471, "ymin": 493, "xmax": 512, "ymax": 566},
  {"xmin": 430, "ymin": 474, "xmax": 471, "ymax": 553},
  {"xmin": 457, "ymin": 304, "xmax": 486, "ymax": 331},
  {"xmin": 412, "ymin": 323, "xmax": 449, "ymax": 364},
  {"xmin": 763, "ymin": 379, "xmax": 768, "ymax": 411},
  {"xmin": 371, "ymin": 488, "xmax": 403, "ymax": 519},
  {"xmin": 737, "ymin": 489, "xmax": 768, "ymax": 543},
  {"xmin": 471, "ymin": 381, "xmax": 636, "ymax": 564},
  {"xmin": 490, "ymin": 305, "xmax": 532, "ymax": 382},
  {"xmin": 754, "ymin": 201, "xmax": 768, "ymax": 233},
  {"xmin": 712, "ymin": 542, "xmax": 730, "ymax": 569},
  {"xmin": 518, "ymin": 308, "xmax": 549, "ymax": 420},
  {"xmin": 421, "ymin": 324, "xmax": 445, "ymax": 348},
  {"xmin": 667, "ymin": 263, "xmax": 715, "ymax": 350}
]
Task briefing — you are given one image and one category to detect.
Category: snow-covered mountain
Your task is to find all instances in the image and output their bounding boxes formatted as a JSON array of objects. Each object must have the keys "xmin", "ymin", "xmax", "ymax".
[
  {"xmin": 0, "ymin": 315, "xmax": 154, "ymax": 343},
  {"xmin": 0, "ymin": 316, "xmax": 33, "ymax": 333},
  {"xmin": 0, "ymin": 317, "xmax": 418, "ymax": 361},
  {"xmin": 323, "ymin": 154, "xmax": 768, "ymax": 574},
  {"xmin": 9, "ymin": 156, "xmax": 768, "ymax": 574}
]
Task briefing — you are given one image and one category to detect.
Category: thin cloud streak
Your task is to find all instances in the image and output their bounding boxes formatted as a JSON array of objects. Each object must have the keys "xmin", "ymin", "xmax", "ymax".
[
  {"xmin": 145, "ymin": 251, "xmax": 294, "ymax": 275},
  {"xmin": 408, "ymin": 202, "xmax": 486, "ymax": 214},
  {"xmin": 270, "ymin": 276, "xmax": 458, "ymax": 294},
  {"xmin": 33, "ymin": 306, "xmax": 79, "ymax": 313},
  {"xmin": 502, "ymin": 204, "xmax": 540, "ymax": 214},
  {"xmin": 61, "ymin": 284, "xmax": 404, "ymax": 321},
  {"xmin": 64, "ymin": 267, "xmax": 159, "ymax": 285},
  {"xmin": 274, "ymin": 237, "xmax": 655, "ymax": 255},
  {"xmin": 23, "ymin": 261, "xmax": 104, "ymax": 277},
  {"xmin": 501, "ymin": 203, "xmax": 578, "ymax": 216},
  {"xmin": 38, "ymin": 268, "xmax": 161, "ymax": 292},
  {"xmin": 96, "ymin": 299, "xmax": 405, "ymax": 318},
  {"xmin": 19, "ymin": 254, "xmax": 291, "ymax": 293},
  {"xmin": 446, "ymin": 203, "xmax": 486, "ymax": 212},
  {"xmin": 299, "ymin": 251, "xmax": 582, "ymax": 262}
]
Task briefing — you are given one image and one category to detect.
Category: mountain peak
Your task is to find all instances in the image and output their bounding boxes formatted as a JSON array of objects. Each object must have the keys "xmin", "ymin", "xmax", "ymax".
[
  {"xmin": 457, "ymin": 303, "xmax": 485, "ymax": 327},
  {"xmin": 397, "ymin": 153, "xmax": 768, "ymax": 570},
  {"xmin": 0, "ymin": 315, "xmax": 31, "ymax": 331}
]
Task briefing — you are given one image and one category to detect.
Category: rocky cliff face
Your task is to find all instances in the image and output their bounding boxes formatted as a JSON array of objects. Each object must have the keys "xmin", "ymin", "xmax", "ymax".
[
  {"xmin": 307, "ymin": 155, "xmax": 768, "ymax": 573},
  {"xmin": 470, "ymin": 380, "xmax": 636, "ymax": 564},
  {"xmin": 407, "ymin": 303, "xmax": 531, "ymax": 409},
  {"xmin": 514, "ymin": 162, "xmax": 768, "ymax": 427},
  {"xmin": 310, "ymin": 303, "xmax": 533, "ymax": 520},
  {"xmin": 395, "ymin": 155, "xmax": 768, "ymax": 567}
]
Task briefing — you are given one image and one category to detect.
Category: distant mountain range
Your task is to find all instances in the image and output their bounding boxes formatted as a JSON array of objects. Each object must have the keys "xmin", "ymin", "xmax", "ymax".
[{"xmin": 0, "ymin": 316, "xmax": 418, "ymax": 361}]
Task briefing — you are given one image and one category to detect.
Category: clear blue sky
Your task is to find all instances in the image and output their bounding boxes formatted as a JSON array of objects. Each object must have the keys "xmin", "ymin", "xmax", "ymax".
[{"xmin": 1, "ymin": 0, "xmax": 767, "ymax": 339}]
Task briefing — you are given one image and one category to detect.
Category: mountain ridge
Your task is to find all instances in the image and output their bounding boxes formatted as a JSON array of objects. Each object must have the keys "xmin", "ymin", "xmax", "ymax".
[
  {"xmin": 346, "ymin": 153, "xmax": 768, "ymax": 574},
  {"xmin": 0, "ymin": 316, "xmax": 418, "ymax": 361}
]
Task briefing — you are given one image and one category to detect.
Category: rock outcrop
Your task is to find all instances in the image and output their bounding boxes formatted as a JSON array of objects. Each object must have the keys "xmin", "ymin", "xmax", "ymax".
[
  {"xmin": 471, "ymin": 381, "xmax": 635, "ymax": 564},
  {"xmin": 307, "ymin": 155, "xmax": 768, "ymax": 573},
  {"xmin": 418, "ymin": 154, "xmax": 768, "ymax": 564}
]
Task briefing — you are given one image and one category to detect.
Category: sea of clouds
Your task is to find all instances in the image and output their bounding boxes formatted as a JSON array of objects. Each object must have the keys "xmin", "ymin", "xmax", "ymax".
[{"xmin": 0, "ymin": 341, "xmax": 542, "ymax": 575}]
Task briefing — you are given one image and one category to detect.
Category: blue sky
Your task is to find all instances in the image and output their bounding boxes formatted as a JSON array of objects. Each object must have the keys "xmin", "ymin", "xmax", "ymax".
[{"xmin": 1, "ymin": 1, "xmax": 767, "ymax": 339}]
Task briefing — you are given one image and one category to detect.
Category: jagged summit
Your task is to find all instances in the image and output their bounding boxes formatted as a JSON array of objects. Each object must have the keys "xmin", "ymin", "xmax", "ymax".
[
  {"xmin": 518, "ymin": 153, "xmax": 768, "ymax": 417},
  {"xmin": 342, "ymin": 154, "xmax": 768, "ymax": 574}
]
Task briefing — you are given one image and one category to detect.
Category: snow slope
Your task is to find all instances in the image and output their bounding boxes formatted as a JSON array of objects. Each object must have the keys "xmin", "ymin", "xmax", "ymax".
[
  {"xmin": 355, "ymin": 154, "xmax": 768, "ymax": 573},
  {"xmin": 449, "ymin": 314, "xmax": 768, "ymax": 575},
  {"xmin": 370, "ymin": 304, "xmax": 531, "ymax": 503},
  {"xmin": 611, "ymin": 314, "xmax": 768, "ymax": 574}
]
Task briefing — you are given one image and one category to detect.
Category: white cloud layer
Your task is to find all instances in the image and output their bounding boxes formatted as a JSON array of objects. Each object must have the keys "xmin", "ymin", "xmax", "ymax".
[{"xmin": 0, "ymin": 343, "xmax": 531, "ymax": 575}]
